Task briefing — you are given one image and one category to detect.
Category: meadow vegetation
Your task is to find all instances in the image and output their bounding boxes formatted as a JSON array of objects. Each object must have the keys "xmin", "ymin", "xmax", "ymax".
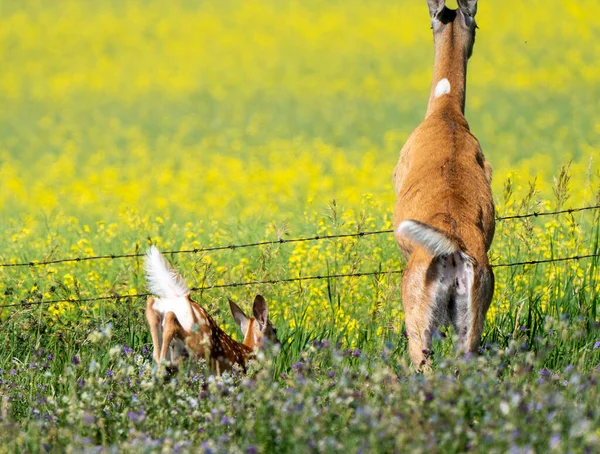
[{"xmin": 0, "ymin": 0, "xmax": 599, "ymax": 451}]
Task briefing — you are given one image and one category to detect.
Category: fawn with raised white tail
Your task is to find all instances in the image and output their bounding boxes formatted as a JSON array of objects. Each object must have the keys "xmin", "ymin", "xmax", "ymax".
[
  {"xmin": 144, "ymin": 246, "xmax": 279, "ymax": 374},
  {"xmin": 393, "ymin": 0, "xmax": 495, "ymax": 369}
]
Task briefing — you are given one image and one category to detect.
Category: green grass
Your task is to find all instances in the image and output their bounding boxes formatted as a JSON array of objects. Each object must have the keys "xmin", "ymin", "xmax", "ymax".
[{"xmin": 1, "ymin": 205, "xmax": 599, "ymax": 451}]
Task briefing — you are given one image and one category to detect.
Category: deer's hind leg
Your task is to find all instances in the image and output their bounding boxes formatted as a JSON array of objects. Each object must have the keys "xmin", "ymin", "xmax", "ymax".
[
  {"xmin": 459, "ymin": 264, "xmax": 494, "ymax": 354},
  {"xmin": 402, "ymin": 254, "xmax": 460, "ymax": 370},
  {"xmin": 145, "ymin": 297, "xmax": 163, "ymax": 364},
  {"xmin": 159, "ymin": 312, "xmax": 186, "ymax": 364}
]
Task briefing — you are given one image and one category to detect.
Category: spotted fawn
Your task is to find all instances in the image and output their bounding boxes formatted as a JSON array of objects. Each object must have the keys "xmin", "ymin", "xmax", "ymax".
[{"xmin": 144, "ymin": 246, "xmax": 279, "ymax": 374}]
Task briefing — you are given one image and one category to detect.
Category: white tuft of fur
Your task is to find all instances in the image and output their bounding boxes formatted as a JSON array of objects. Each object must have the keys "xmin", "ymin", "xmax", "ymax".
[
  {"xmin": 145, "ymin": 246, "xmax": 190, "ymax": 298},
  {"xmin": 145, "ymin": 246, "xmax": 194, "ymax": 332},
  {"xmin": 397, "ymin": 220, "xmax": 459, "ymax": 257},
  {"xmin": 434, "ymin": 78, "xmax": 451, "ymax": 97}
]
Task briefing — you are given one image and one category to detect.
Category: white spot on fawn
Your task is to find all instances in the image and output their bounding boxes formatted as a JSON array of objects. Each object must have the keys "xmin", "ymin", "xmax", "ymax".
[{"xmin": 435, "ymin": 78, "xmax": 451, "ymax": 98}]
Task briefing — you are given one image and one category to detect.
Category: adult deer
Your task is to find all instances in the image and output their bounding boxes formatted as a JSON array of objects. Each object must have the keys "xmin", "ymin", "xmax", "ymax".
[
  {"xmin": 144, "ymin": 246, "xmax": 279, "ymax": 374},
  {"xmin": 393, "ymin": 0, "xmax": 494, "ymax": 369}
]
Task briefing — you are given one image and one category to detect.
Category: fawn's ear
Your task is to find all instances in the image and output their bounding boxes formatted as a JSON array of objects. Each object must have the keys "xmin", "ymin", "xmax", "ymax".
[
  {"xmin": 252, "ymin": 295, "xmax": 269, "ymax": 327},
  {"xmin": 427, "ymin": 0, "xmax": 445, "ymax": 19},
  {"xmin": 457, "ymin": 0, "xmax": 477, "ymax": 17},
  {"xmin": 229, "ymin": 299, "xmax": 249, "ymax": 333}
]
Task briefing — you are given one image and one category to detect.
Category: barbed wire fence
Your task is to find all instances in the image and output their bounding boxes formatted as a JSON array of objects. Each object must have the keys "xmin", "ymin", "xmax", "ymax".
[
  {"xmin": 1, "ymin": 205, "xmax": 599, "ymax": 269},
  {"xmin": 1, "ymin": 252, "xmax": 600, "ymax": 310},
  {"xmin": 1, "ymin": 204, "xmax": 598, "ymax": 310}
]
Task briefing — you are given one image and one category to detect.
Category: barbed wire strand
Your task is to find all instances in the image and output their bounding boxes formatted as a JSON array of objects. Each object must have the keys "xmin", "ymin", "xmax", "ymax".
[
  {"xmin": 1, "ymin": 204, "xmax": 599, "ymax": 269},
  {"xmin": 495, "ymin": 204, "xmax": 600, "ymax": 221},
  {"xmin": 0, "ymin": 230, "xmax": 393, "ymax": 268},
  {"xmin": 1, "ymin": 252, "xmax": 598, "ymax": 310}
]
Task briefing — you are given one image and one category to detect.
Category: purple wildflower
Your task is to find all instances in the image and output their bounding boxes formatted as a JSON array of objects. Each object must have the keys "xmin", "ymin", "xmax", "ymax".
[
  {"xmin": 221, "ymin": 416, "xmax": 233, "ymax": 425},
  {"xmin": 173, "ymin": 441, "xmax": 191, "ymax": 453},
  {"xmin": 10, "ymin": 369, "xmax": 16, "ymax": 376},
  {"xmin": 593, "ymin": 340, "xmax": 600, "ymax": 350},
  {"xmin": 123, "ymin": 345, "xmax": 134, "ymax": 356},
  {"xmin": 539, "ymin": 368, "xmax": 551, "ymax": 378},
  {"xmin": 72, "ymin": 355, "xmax": 80, "ymax": 366},
  {"xmin": 47, "ymin": 354, "xmax": 54, "ymax": 361},
  {"xmin": 106, "ymin": 369, "xmax": 114, "ymax": 377},
  {"xmin": 352, "ymin": 349, "xmax": 361, "ymax": 357},
  {"xmin": 128, "ymin": 410, "xmax": 145, "ymax": 423}
]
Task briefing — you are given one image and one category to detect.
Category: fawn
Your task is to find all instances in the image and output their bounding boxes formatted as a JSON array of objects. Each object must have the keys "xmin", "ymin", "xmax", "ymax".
[
  {"xmin": 393, "ymin": 0, "xmax": 495, "ymax": 369},
  {"xmin": 144, "ymin": 246, "xmax": 278, "ymax": 374}
]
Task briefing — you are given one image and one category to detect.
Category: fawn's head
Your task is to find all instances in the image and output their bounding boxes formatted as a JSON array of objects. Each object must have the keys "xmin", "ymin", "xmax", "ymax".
[
  {"xmin": 427, "ymin": 0, "xmax": 478, "ymax": 58},
  {"xmin": 229, "ymin": 295, "xmax": 279, "ymax": 350}
]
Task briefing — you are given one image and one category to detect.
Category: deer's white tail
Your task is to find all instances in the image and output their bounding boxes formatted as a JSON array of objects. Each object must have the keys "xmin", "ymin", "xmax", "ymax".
[
  {"xmin": 145, "ymin": 246, "xmax": 190, "ymax": 298},
  {"xmin": 145, "ymin": 246, "xmax": 194, "ymax": 332},
  {"xmin": 398, "ymin": 220, "xmax": 460, "ymax": 257}
]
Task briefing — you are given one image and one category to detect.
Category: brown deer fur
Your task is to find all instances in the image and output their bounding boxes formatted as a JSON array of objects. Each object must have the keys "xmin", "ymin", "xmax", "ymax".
[{"xmin": 393, "ymin": 0, "xmax": 494, "ymax": 369}]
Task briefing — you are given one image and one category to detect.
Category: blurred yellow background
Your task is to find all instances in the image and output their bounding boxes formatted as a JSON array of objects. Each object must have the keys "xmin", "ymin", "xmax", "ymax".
[{"xmin": 1, "ymin": 0, "xmax": 598, "ymax": 222}]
